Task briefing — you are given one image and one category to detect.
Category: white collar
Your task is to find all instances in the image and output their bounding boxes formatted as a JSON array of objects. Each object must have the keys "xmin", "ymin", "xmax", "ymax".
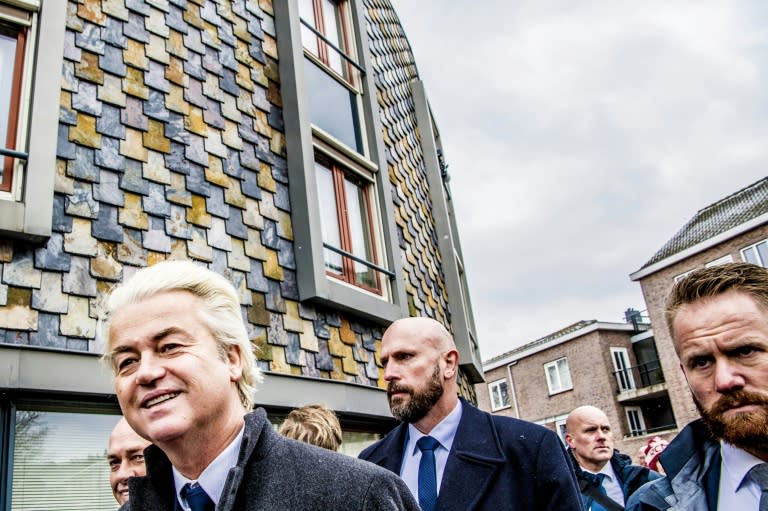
[
  {"xmin": 406, "ymin": 399, "xmax": 462, "ymax": 455},
  {"xmin": 721, "ymin": 440, "xmax": 766, "ymax": 491},
  {"xmin": 173, "ymin": 423, "xmax": 245, "ymax": 509}
]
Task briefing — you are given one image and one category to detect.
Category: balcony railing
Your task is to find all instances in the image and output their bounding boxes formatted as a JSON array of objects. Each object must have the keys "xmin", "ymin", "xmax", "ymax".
[
  {"xmin": 613, "ymin": 360, "xmax": 665, "ymax": 393},
  {"xmin": 626, "ymin": 423, "xmax": 677, "ymax": 437}
]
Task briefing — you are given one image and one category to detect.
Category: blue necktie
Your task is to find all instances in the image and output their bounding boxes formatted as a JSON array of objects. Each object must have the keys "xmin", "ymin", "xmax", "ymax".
[
  {"xmin": 590, "ymin": 473, "xmax": 609, "ymax": 511},
  {"xmin": 417, "ymin": 436, "xmax": 440, "ymax": 511},
  {"xmin": 181, "ymin": 483, "xmax": 215, "ymax": 511}
]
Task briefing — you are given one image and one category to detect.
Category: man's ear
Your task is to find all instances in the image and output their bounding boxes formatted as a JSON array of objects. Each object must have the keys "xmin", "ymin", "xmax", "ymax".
[
  {"xmin": 443, "ymin": 349, "xmax": 459, "ymax": 378},
  {"xmin": 565, "ymin": 433, "xmax": 573, "ymax": 448},
  {"xmin": 227, "ymin": 344, "xmax": 244, "ymax": 381}
]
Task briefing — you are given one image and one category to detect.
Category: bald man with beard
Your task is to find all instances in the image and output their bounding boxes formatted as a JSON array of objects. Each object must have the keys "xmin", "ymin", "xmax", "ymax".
[{"xmin": 359, "ymin": 317, "xmax": 582, "ymax": 511}]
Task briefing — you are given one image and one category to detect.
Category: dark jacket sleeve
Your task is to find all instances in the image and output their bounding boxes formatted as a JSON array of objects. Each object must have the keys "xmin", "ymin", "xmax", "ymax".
[
  {"xmin": 360, "ymin": 464, "xmax": 420, "ymax": 511},
  {"xmin": 535, "ymin": 431, "xmax": 585, "ymax": 511}
]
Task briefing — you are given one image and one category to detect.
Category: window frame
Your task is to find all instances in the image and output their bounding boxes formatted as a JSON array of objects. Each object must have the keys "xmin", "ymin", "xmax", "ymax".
[
  {"xmin": 0, "ymin": 17, "xmax": 26, "ymax": 193},
  {"xmin": 0, "ymin": 0, "xmax": 65, "ymax": 240},
  {"xmin": 274, "ymin": 0, "xmax": 406, "ymax": 323},
  {"xmin": 741, "ymin": 239, "xmax": 768, "ymax": 267},
  {"xmin": 488, "ymin": 378, "xmax": 510, "ymax": 411},
  {"xmin": 314, "ymin": 149, "xmax": 383, "ymax": 295},
  {"xmin": 610, "ymin": 346, "xmax": 636, "ymax": 392},
  {"xmin": 705, "ymin": 254, "xmax": 734, "ymax": 267},
  {"xmin": 625, "ymin": 406, "xmax": 646, "ymax": 437},
  {"xmin": 544, "ymin": 357, "xmax": 573, "ymax": 395}
]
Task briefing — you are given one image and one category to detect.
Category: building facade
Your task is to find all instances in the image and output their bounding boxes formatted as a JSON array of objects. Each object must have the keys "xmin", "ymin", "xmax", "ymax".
[
  {"xmin": 477, "ymin": 317, "xmax": 677, "ymax": 458},
  {"xmin": 630, "ymin": 176, "xmax": 768, "ymax": 431},
  {"xmin": 0, "ymin": 1, "xmax": 481, "ymax": 508}
]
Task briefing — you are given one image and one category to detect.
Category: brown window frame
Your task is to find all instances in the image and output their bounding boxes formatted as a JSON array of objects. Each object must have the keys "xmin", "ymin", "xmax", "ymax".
[
  {"xmin": 303, "ymin": 0, "xmax": 357, "ymax": 89},
  {"xmin": 317, "ymin": 153, "xmax": 382, "ymax": 295},
  {"xmin": 0, "ymin": 21, "xmax": 26, "ymax": 193}
]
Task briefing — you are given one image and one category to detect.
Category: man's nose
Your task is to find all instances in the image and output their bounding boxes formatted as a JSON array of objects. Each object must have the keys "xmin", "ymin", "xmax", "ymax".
[
  {"xmin": 134, "ymin": 353, "xmax": 165, "ymax": 385},
  {"xmin": 383, "ymin": 363, "xmax": 398, "ymax": 382},
  {"xmin": 714, "ymin": 359, "xmax": 745, "ymax": 393}
]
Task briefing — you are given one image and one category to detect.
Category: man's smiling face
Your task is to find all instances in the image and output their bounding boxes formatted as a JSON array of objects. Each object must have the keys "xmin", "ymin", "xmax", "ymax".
[{"xmin": 108, "ymin": 290, "xmax": 243, "ymax": 448}]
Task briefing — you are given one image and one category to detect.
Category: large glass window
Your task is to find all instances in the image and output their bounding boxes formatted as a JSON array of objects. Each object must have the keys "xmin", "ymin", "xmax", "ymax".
[
  {"xmin": 742, "ymin": 239, "xmax": 768, "ymax": 267},
  {"xmin": 11, "ymin": 410, "xmax": 121, "ymax": 510},
  {"xmin": 488, "ymin": 378, "xmax": 510, "ymax": 411},
  {"xmin": 544, "ymin": 357, "xmax": 573, "ymax": 395},
  {"xmin": 0, "ymin": 9, "xmax": 30, "ymax": 193},
  {"xmin": 299, "ymin": 0, "xmax": 364, "ymax": 154},
  {"xmin": 315, "ymin": 152, "xmax": 381, "ymax": 293}
]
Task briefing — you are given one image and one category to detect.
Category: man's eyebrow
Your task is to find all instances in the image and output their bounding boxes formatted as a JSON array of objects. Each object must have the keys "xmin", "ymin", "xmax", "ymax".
[{"xmin": 109, "ymin": 326, "xmax": 188, "ymax": 358}]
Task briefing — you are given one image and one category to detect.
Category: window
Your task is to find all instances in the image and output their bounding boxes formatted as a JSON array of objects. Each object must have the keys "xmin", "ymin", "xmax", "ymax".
[
  {"xmin": 544, "ymin": 357, "xmax": 572, "ymax": 395},
  {"xmin": 275, "ymin": 0, "xmax": 405, "ymax": 322},
  {"xmin": 673, "ymin": 269, "xmax": 695, "ymax": 283},
  {"xmin": 742, "ymin": 239, "xmax": 768, "ymax": 267},
  {"xmin": 9, "ymin": 408, "xmax": 121, "ymax": 510},
  {"xmin": 315, "ymin": 151, "xmax": 382, "ymax": 293},
  {"xmin": 488, "ymin": 378, "xmax": 510, "ymax": 411},
  {"xmin": 611, "ymin": 347, "xmax": 635, "ymax": 392},
  {"xmin": 625, "ymin": 406, "xmax": 646, "ymax": 436},
  {"xmin": 0, "ymin": 0, "xmax": 66, "ymax": 239},
  {"xmin": 705, "ymin": 254, "xmax": 733, "ymax": 267},
  {"xmin": 299, "ymin": 0, "xmax": 364, "ymax": 153},
  {"xmin": 0, "ymin": 14, "xmax": 27, "ymax": 193}
]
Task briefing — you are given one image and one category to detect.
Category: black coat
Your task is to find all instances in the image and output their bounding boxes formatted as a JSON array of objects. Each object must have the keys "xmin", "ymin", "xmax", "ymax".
[{"xmin": 359, "ymin": 398, "xmax": 584, "ymax": 511}]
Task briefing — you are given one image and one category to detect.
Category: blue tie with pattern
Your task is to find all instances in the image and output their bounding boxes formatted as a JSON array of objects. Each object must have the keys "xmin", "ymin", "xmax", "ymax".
[
  {"xmin": 417, "ymin": 436, "xmax": 440, "ymax": 511},
  {"xmin": 590, "ymin": 473, "xmax": 609, "ymax": 511},
  {"xmin": 181, "ymin": 483, "xmax": 215, "ymax": 511}
]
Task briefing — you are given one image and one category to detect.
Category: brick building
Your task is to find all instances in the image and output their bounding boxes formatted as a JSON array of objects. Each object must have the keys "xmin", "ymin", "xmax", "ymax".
[
  {"xmin": 0, "ymin": 1, "xmax": 481, "ymax": 508},
  {"xmin": 630, "ymin": 176, "xmax": 768, "ymax": 432},
  {"xmin": 477, "ymin": 317, "xmax": 677, "ymax": 457}
]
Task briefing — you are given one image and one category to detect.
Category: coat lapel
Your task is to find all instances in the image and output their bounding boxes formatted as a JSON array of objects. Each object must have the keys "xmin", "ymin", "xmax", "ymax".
[
  {"xmin": 436, "ymin": 400, "xmax": 506, "ymax": 511},
  {"xmin": 364, "ymin": 423, "xmax": 409, "ymax": 474}
]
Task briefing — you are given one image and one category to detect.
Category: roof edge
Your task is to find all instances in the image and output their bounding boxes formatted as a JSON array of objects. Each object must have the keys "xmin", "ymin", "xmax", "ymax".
[
  {"xmin": 630, "ymin": 212, "xmax": 768, "ymax": 281},
  {"xmin": 483, "ymin": 321, "xmax": 642, "ymax": 371}
]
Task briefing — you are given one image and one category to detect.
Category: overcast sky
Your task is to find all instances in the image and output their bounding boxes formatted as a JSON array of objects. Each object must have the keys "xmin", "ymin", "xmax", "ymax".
[{"xmin": 388, "ymin": 0, "xmax": 768, "ymax": 360}]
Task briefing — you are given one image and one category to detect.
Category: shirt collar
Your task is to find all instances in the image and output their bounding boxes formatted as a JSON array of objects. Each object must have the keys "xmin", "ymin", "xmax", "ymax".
[
  {"xmin": 173, "ymin": 423, "xmax": 245, "ymax": 508},
  {"xmin": 721, "ymin": 440, "xmax": 765, "ymax": 491},
  {"xmin": 582, "ymin": 454, "xmax": 617, "ymax": 483},
  {"xmin": 406, "ymin": 399, "xmax": 462, "ymax": 455}
]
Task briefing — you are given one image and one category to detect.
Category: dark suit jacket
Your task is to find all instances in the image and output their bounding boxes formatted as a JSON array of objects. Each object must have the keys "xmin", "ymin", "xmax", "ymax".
[
  {"xmin": 359, "ymin": 398, "xmax": 584, "ymax": 511},
  {"xmin": 120, "ymin": 408, "xmax": 419, "ymax": 511}
]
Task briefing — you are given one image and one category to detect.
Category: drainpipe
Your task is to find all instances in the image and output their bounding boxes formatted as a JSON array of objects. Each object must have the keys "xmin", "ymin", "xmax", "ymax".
[{"xmin": 507, "ymin": 361, "xmax": 521, "ymax": 419}]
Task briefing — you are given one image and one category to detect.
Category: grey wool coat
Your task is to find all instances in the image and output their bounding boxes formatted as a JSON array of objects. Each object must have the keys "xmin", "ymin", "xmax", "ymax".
[{"xmin": 120, "ymin": 408, "xmax": 419, "ymax": 511}]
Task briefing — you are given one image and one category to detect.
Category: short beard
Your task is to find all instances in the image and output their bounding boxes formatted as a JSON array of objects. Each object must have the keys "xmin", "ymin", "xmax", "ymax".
[
  {"xmin": 695, "ymin": 389, "xmax": 768, "ymax": 454},
  {"xmin": 387, "ymin": 365, "xmax": 444, "ymax": 423}
]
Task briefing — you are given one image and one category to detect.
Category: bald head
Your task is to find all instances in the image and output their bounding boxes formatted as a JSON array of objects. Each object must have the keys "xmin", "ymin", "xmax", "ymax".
[
  {"xmin": 108, "ymin": 418, "xmax": 151, "ymax": 505},
  {"xmin": 565, "ymin": 406, "xmax": 614, "ymax": 472},
  {"xmin": 381, "ymin": 317, "xmax": 459, "ymax": 432},
  {"xmin": 385, "ymin": 317, "xmax": 457, "ymax": 353}
]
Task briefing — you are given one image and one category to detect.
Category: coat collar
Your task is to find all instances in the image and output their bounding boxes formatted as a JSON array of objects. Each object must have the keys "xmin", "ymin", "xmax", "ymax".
[{"xmin": 365, "ymin": 398, "xmax": 507, "ymax": 510}]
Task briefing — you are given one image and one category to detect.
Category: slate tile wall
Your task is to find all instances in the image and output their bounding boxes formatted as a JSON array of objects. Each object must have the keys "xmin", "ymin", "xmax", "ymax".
[{"xmin": 0, "ymin": 0, "xmax": 476, "ymax": 401}]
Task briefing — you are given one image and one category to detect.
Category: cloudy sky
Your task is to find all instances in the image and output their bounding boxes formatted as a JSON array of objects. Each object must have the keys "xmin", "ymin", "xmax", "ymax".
[{"xmin": 388, "ymin": 0, "xmax": 768, "ymax": 360}]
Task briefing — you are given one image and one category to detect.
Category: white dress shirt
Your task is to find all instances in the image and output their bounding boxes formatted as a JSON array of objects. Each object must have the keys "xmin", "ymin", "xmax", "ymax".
[
  {"xmin": 172, "ymin": 424, "xmax": 245, "ymax": 510},
  {"xmin": 399, "ymin": 400, "xmax": 463, "ymax": 502},
  {"xmin": 717, "ymin": 441, "xmax": 764, "ymax": 510},
  {"xmin": 581, "ymin": 459, "xmax": 624, "ymax": 508}
]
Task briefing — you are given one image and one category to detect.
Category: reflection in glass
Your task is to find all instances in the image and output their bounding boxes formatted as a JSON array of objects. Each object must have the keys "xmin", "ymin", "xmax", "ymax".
[
  {"xmin": 0, "ymin": 27, "xmax": 18, "ymax": 181},
  {"xmin": 344, "ymin": 176, "xmax": 376, "ymax": 288},
  {"xmin": 12, "ymin": 411, "xmax": 121, "ymax": 510},
  {"xmin": 315, "ymin": 161, "xmax": 343, "ymax": 274},
  {"xmin": 304, "ymin": 57, "xmax": 362, "ymax": 153}
]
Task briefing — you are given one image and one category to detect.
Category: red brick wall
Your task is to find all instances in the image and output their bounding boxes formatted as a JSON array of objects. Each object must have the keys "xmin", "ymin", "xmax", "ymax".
[{"xmin": 637, "ymin": 223, "xmax": 768, "ymax": 429}]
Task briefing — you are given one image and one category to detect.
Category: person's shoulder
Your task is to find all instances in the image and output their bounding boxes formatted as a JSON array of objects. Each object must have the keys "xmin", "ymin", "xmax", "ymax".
[{"xmin": 625, "ymin": 475, "xmax": 673, "ymax": 511}]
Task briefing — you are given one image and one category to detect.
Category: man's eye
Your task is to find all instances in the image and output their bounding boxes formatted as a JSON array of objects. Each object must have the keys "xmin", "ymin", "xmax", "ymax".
[
  {"xmin": 690, "ymin": 357, "xmax": 711, "ymax": 369},
  {"xmin": 132, "ymin": 454, "xmax": 145, "ymax": 463},
  {"xmin": 160, "ymin": 343, "xmax": 180, "ymax": 353},
  {"xmin": 116, "ymin": 357, "xmax": 137, "ymax": 372},
  {"xmin": 735, "ymin": 346, "xmax": 756, "ymax": 357},
  {"xmin": 109, "ymin": 461, "xmax": 120, "ymax": 471}
]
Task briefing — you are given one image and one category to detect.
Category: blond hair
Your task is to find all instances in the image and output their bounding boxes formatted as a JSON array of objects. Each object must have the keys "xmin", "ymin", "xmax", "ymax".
[
  {"xmin": 101, "ymin": 260, "xmax": 262, "ymax": 409},
  {"xmin": 278, "ymin": 404, "xmax": 343, "ymax": 451}
]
